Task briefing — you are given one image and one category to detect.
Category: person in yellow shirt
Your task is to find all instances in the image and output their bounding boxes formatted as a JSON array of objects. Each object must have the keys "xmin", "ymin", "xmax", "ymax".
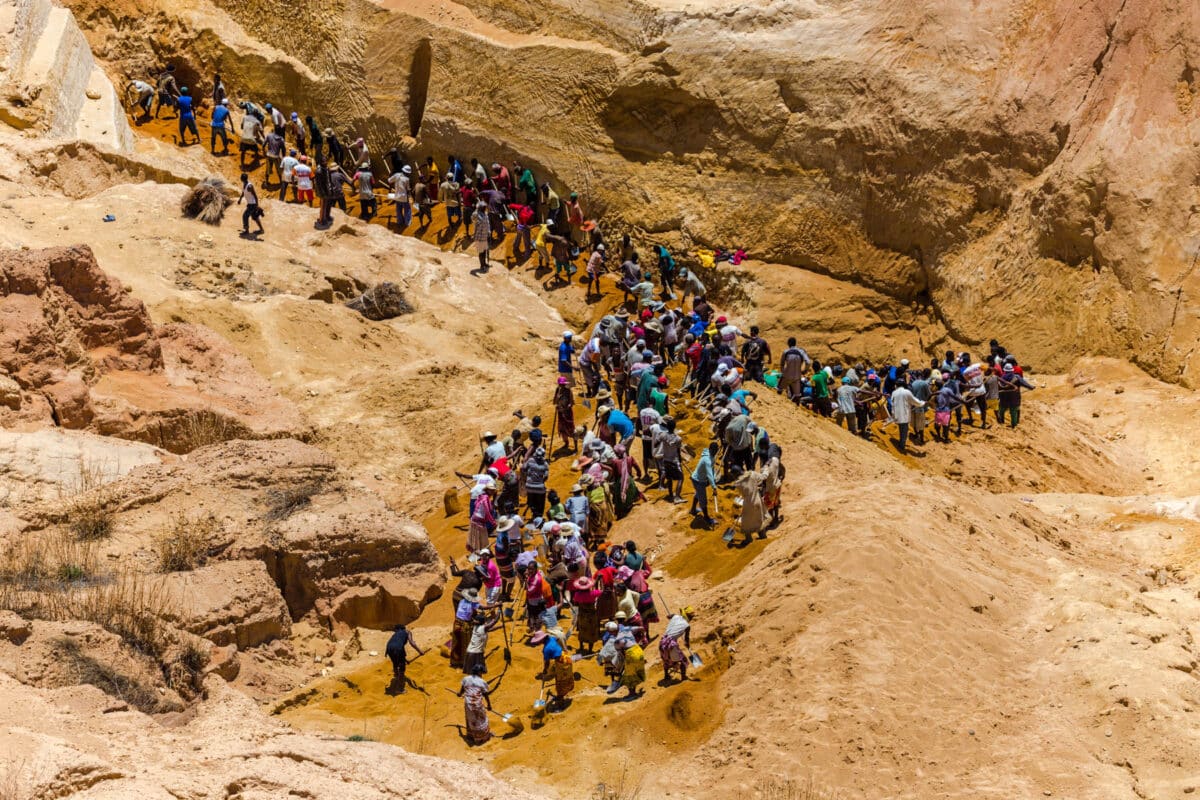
[{"xmin": 533, "ymin": 220, "xmax": 552, "ymax": 270}]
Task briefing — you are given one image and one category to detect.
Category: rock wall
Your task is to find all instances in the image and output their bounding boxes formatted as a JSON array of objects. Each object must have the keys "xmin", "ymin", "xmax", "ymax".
[
  {"xmin": 0, "ymin": 0, "xmax": 131, "ymax": 150},
  {"xmin": 0, "ymin": 244, "xmax": 306, "ymax": 451},
  {"xmin": 61, "ymin": 0, "xmax": 1200, "ymax": 383}
]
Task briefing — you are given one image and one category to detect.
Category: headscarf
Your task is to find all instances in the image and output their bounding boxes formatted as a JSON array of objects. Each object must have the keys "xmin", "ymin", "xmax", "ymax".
[{"xmin": 612, "ymin": 444, "xmax": 633, "ymax": 496}]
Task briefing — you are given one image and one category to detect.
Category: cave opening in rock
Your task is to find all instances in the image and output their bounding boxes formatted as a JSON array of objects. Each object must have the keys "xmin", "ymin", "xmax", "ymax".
[{"xmin": 408, "ymin": 39, "xmax": 432, "ymax": 138}]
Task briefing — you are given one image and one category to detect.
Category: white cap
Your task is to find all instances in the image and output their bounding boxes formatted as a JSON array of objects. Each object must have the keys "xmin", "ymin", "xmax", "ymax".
[
  {"xmin": 563, "ymin": 331, "xmax": 573, "ymax": 339},
  {"xmin": 900, "ymin": 359, "xmax": 909, "ymax": 366}
]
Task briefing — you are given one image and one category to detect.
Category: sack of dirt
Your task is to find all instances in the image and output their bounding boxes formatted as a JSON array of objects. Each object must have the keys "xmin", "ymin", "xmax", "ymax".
[
  {"xmin": 345, "ymin": 282, "xmax": 413, "ymax": 320},
  {"xmin": 180, "ymin": 177, "xmax": 232, "ymax": 225}
]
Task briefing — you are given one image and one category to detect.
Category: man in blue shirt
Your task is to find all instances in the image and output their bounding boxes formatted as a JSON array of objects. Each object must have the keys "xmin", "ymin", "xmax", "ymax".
[
  {"xmin": 176, "ymin": 87, "xmax": 198, "ymax": 146},
  {"xmin": 603, "ymin": 407, "xmax": 635, "ymax": 445},
  {"xmin": 210, "ymin": 98, "xmax": 231, "ymax": 155},
  {"xmin": 557, "ymin": 331, "xmax": 575, "ymax": 387}
]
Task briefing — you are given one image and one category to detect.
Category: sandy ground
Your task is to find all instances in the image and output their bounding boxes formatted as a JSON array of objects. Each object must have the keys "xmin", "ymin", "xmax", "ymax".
[{"xmin": 7, "ymin": 81, "xmax": 1200, "ymax": 799}]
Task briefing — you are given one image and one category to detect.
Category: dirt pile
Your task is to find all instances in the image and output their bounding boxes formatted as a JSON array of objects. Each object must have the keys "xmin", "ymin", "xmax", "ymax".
[{"xmin": 0, "ymin": 243, "xmax": 305, "ymax": 451}]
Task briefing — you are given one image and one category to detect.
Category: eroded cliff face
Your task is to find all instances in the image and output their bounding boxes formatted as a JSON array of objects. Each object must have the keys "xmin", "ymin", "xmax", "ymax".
[{"xmin": 58, "ymin": 0, "xmax": 1200, "ymax": 381}]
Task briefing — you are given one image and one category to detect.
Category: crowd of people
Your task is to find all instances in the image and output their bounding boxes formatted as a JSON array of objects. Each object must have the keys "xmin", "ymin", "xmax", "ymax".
[{"xmin": 128, "ymin": 65, "xmax": 1040, "ymax": 746}]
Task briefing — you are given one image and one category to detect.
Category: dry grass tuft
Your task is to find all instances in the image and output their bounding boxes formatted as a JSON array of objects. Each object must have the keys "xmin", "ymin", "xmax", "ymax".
[
  {"xmin": 180, "ymin": 177, "xmax": 232, "ymax": 225},
  {"xmin": 592, "ymin": 765, "xmax": 642, "ymax": 800},
  {"xmin": 62, "ymin": 461, "xmax": 115, "ymax": 542},
  {"xmin": 0, "ymin": 530, "xmax": 98, "ymax": 587},
  {"xmin": 178, "ymin": 410, "xmax": 239, "ymax": 453},
  {"xmin": 756, "ymin": 778, "xmax": 838, "ymax": 800},
  {"xmin": 264, "ymin": 478, "xmax": 328, "ymax": 522},
  {"xmin": 42, "ymin": 572, "xmax": 176, "ymax": 659},
  {"xmin": 156, "ymin": 513, "xmax": 217, "ymax": 572}
]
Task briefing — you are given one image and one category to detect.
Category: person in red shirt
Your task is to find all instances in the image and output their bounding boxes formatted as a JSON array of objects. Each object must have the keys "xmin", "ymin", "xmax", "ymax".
[
  {"xmin": 459, "ymin": 179, "xmax": 477, "ymax": 235},
  {"xmin": 509, "ymin": 202, "xmax": 535, "ymax": 256},
  {"xmin": 592, "ymin": 551, "xmax": 618, "ymax": 622}
]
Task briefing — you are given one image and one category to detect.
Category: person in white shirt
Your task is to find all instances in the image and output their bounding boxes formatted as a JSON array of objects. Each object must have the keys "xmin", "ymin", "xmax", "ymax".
[
  {"xmin": 390, "ymin": 165, "xmax": 412, "ymax": 228},
  {"xmin": 279, "ymin": 150, "xmax": 299, "ymax": 201},
  {"xmin": 889, "ymin": 379, "xmax": 926, "ymax": 454},
  {"xmin": 293, "ymin": 156, "xmax": 314, "ymax": 205}
]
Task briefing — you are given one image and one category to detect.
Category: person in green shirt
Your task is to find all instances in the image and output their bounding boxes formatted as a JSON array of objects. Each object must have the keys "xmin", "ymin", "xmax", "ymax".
[
  {"xmin": 515, "ymin": 161, "xmax": 537, "ymax": 206},
  {"xmin": 810, "ymin": 361, "xmax": 832, "ymax": 417},
  {"xmin": 650, "ymin": 377, "xmax": 669, "ymax": 415}
]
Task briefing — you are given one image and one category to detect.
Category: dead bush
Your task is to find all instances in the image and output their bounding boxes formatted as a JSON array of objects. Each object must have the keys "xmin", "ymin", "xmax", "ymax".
[
  {"xmin": 36, "ymin": 572, "xmax": 177, "ymax": 661},
  {"xmin": 156, "ymin": 513, "xmax": 217, "ymax": 572},
  {"xmin": 0, "ymin": 531, "xmax": 97, "ymax": 587},
  {"xmin": 62, "ymin": 461, "xmax": 115, "ymax": 542},
  {"xmin": 264, "ymin": 478, "xmax": 329, "ymax": 521},
  {"xmin": 756, "ymin": 779, "xmax": 838, "ymax": 800},
  {"xmin": 178, "ymin": 410, "xmax": 238, "ymax": 453},
  {"xmin": 163, "ymin": 637, "xmax": 210, "ymax": 700}
]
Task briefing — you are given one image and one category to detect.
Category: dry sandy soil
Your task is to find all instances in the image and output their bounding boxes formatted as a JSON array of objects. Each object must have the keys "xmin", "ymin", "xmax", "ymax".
[{"xmin": 2, "ymin": 0, "xmax": 1200, "ymax": 799}]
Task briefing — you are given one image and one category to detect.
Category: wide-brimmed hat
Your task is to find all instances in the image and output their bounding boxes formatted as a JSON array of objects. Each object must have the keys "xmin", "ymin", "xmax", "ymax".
[
  {"xmin": 614, "ymin": 611, "xmax": 628, "ymax": 621},
  {"xmin": 571, "ymin": 483, "xmax": 583, "ymax": 493},
  {"xmin": 595, "ymin": 390, "xmax": 612, "ymax": 401},
  {"xmin": 481, "ymin": 431, "xmax": 496, "ymax": 440},
  {"xmin": 558, "ymin": 376, "xmax": 568, "ymax": 385},
  {"xmin": 571, "ymin": 576, "xmax": 594, "ymax": 591},
  {"xmin": 496, "ymin": 517, "xmax": 517, "ymax": 533},
  {"xmin": 462, "ymin": 588, "xmax": 480, "ymax": 603},
  {"xmin": 615, "ymin": 566, "xmax": 634, "ymax": 583}
]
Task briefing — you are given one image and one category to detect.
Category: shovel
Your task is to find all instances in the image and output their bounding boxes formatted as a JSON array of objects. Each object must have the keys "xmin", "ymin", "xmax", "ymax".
[
  {"xmin": 689, "ymin": 651, "xmax": 703, "ymax": 669},
  {"xmin": 487, "ymin": 707, "xmax": 525, "ymax": 733},
  {"xmin": 721, "ymin": 526, "xmax": 736, "ymax": 543},
  {"xmin": 499, "ymin": 607, "xmax": 513, "ymax": 664}
]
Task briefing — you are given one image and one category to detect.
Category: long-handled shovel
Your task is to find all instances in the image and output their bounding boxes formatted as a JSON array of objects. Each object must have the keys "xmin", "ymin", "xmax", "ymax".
[{"xmin": 498, "ymin": 606, "xmax": 513, "ymax": 664}]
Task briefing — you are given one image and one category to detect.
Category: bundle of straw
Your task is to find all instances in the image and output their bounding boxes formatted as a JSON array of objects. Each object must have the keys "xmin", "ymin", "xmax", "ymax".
[{"xmin": 180, "ymin": 177, "xmax": 231, "ymax": 225}]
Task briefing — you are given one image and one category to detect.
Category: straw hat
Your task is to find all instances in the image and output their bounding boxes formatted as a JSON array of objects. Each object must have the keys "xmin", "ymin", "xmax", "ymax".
[
  {"xmin": 496, "ymin": 517, "xmax": 517, "ymax": 533},
  {"xmin": 461, "ymin": 588, "xmax": 480, "ymax": 603}
]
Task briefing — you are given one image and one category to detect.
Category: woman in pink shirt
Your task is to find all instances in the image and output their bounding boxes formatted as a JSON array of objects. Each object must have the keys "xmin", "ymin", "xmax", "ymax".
[{"xmin": 479, "ymin": 549, "xmax": 502, "ymax": 603}]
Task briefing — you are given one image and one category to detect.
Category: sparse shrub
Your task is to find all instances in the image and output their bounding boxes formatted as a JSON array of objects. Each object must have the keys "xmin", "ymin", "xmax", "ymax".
[
  {"xmin": 63, "ymin": 461, "xmax": 115, "ymax": 542},
  {"xmin": 264, "ymin": 478, "xmax": 329, "ymax": 521},
  {"xmin": 156, "ymin": 513, "xmax": 217, "ymax": 572},
  {"xmin": 346, "ymin": 734, "xmax": 373, "ymax": 742}
]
